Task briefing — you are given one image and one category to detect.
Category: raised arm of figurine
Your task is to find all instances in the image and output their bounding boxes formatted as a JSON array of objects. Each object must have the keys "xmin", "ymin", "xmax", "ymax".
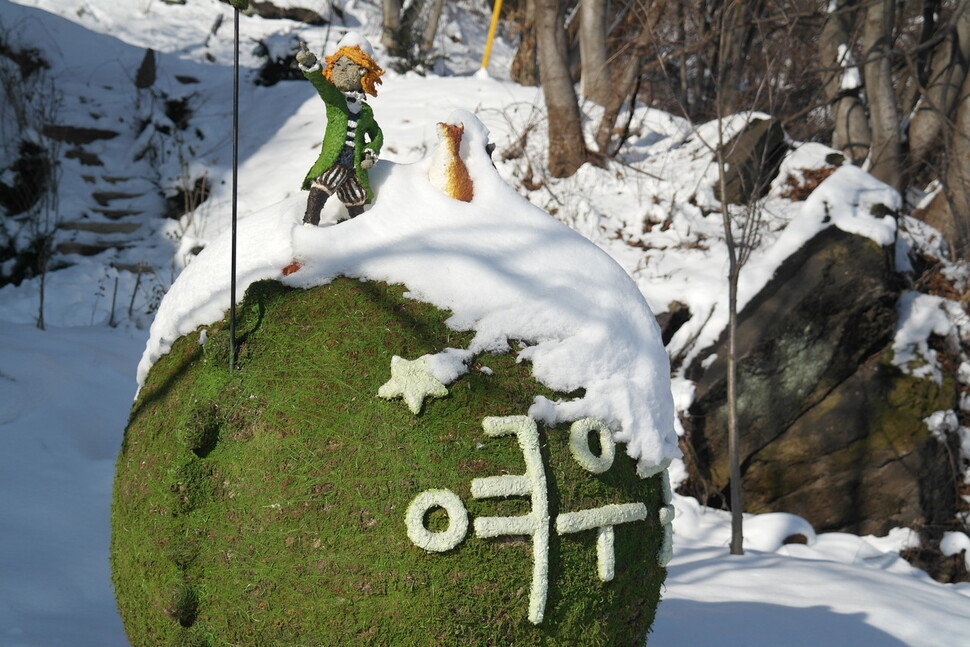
[{"xmin": 296, "ymin": 42, "xmax": 317, "ymax": 69}]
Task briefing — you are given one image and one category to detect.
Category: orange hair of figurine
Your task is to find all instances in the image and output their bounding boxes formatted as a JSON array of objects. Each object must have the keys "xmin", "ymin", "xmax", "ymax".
[{"xmin": 324, "ymin": 45, "xmax": 385, "ymax": 97}]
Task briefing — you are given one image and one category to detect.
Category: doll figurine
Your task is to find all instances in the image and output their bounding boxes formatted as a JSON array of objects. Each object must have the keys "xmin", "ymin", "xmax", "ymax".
[{"xmin": 295, "ymin": 34, "xmax": 385, "ymax": 225}]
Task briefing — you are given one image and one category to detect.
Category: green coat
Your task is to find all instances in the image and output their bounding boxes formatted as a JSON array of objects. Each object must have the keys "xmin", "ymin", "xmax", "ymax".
[{"xmin": 301, "ymin": 67, "xmax": 383, "ymax": 203}]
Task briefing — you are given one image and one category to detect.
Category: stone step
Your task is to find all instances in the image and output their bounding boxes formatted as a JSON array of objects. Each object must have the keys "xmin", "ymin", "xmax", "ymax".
[
  {"xmin": 81, "ymin": 175, "xmax": 153, "ymax": 190},
  {"xmin": 92, "ymin": 191, "xmax": 145, "ymax": 206},
  {"xmin": 43, "ymin": 124, "xmax": 119, "ymax": 144},
  {"xmin": 66, "ymin": 148, "xmax": 103, "ymax": 166},
  {"xmin": 91, "ymin": 207, "xmax": 142, "ymax": 220},
  {"xmin": 111, "ymin": 262, "xmax": 155, "ymax": 274},
  {"xmin": 59, "ymin": 220, "xmax": 142, "ymax": 234},
  {"xmin": 56, "ymin": 241, "xmax": 129, "ymax": 256}
]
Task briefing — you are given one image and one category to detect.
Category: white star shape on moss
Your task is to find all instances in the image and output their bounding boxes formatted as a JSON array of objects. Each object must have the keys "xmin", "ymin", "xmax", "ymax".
[{"xmin": 377, "ymin": 355, "xmax": 449, "ymax": 414}]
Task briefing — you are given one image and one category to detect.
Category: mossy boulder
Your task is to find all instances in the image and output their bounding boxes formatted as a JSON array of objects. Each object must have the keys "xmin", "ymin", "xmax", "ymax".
[{"xmin": 112, "ymin": 277, "xmax": 668, "ymax": 646}]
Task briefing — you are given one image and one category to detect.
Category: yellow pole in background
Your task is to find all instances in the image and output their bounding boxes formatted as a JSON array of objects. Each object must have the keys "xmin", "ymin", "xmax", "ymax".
[{"xmin": 481, "ymin": 0, "xmax": 504, "ymax": 71}]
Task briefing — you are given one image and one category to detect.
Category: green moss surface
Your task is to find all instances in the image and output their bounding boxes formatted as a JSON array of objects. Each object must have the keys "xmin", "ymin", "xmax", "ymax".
[{"xmin": 112, "ymin": 278, "xmax": 666, "ymax": 646}]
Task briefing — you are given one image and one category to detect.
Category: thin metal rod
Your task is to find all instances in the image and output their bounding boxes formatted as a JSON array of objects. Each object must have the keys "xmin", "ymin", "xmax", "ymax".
[{"xmin": 229, "ymin": 7, "xmax": 240, "ymax": 371}]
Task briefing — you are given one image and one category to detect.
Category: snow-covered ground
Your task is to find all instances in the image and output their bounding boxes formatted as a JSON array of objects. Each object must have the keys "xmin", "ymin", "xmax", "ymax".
[{"xmin": 2, "ymin": 1, "xmax": 970, "ymax": 645}]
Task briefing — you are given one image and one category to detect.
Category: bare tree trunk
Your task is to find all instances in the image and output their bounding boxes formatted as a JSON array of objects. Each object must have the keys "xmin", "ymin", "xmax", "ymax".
[
  {"xmin": 909, "ymin": 3, "xmax": 970, "ymax": 170},
  {"xmin": 422, "ymin": 0, "xmax": 444, "ymax": 52},
  {"xmin": 716, "ymin": 134, "xmax": 744, "ymax": 556},
  {"xmin": 381, "ymin": 0, "xmax": 401, "ymax": 50},
  {"xmin": 677, "ymin": 1, "xmax": 690, "ymax": 111},
  {"xmin": 819, "ymin": 0, "xmax": 870, "ymax": 164},
  {"xmin": 579, "ymin": 0, "xmax": 610, "ymax": 105},
  {"xmin": 36, "ymin": 234, "xmax": 51, "ymax": 330},
  {"xmin": 714, "ymin": 13, "xmax": 746, "ymax": 557},
  {"xmin": 725, "ymin": 241, "xmax": 743, "ymax": 555},
  {"xmin": 512, "ymin": 0, "xmax": 540, "ymax": 85},
  {"xmin": 862, "ymin": 0, "xmax": 902, "ymax": 190},
  {"xmin": 943, "ymin": 59, "xmax": 970, "ymax": 256},
  {"xmin": 717, "ymin": 0, "xmax": 748, "ymax": 115},
  {"xmin": 536, "ymin": 0, "xmax": 588, "ymax": 177},
  {"xmin": 693, "ymin": 0, "xmax": 719, "ymax": 118},
  {"xmin": 593, "ymin": 67, "xmax": 637, "ymax": 155},
  {"xmin": 594, "ymin": 2, "xmax": 659, "ymax": 155},
  {"xmin": 899, "ymin": 0, "xmax": 943, "ymax": 119}
]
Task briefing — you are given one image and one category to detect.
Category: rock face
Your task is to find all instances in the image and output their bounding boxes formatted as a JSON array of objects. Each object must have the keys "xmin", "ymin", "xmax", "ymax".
[
  {"xmin": 719, "ymin": 117, "xmax": 788, "ymax": 204},
  {"xmin": 684, "ymin": 227, "xmax": 959, "ymax": 535},
  {"xmin": 112, "ymin": 279, "xmax": 668, "ymax": 647},
  {"xmin": 742, "ymin": 352, "xmax": 958, "ymax": 534}
]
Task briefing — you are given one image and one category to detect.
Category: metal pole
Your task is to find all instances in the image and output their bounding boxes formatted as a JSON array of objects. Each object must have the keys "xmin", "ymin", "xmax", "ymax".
[
  {"xmin": 481, "ymin": 0, "xmax": 503, "ymax": 71},
  {"xmin": 229, "ymin": 5, "xmax": 242, "ymax": 371}
]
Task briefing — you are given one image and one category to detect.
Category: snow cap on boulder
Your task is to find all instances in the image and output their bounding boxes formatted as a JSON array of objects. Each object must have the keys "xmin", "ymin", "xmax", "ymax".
[{"xmin": 138, "ymin": 110, "xmax": 680, "ymax": 472}]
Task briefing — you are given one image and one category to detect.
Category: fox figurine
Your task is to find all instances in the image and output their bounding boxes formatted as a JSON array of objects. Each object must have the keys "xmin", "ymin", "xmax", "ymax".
[{"xmin": 428, "ymin": 122, "xmax": 474, "ymax": 203}]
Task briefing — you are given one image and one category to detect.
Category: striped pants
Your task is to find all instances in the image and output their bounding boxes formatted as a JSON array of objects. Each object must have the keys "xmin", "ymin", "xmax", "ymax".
[
  {"xmin": 303, "ymin": 153, "xmax": 367, "ymax": 225},
  {"xmin": 311, "ymin": 162, "xmax": 367, "ymax": 207}
]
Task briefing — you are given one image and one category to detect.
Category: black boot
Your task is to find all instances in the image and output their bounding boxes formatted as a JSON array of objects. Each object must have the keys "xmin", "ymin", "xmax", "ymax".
[
  {"xmin": 346, "ymin": 204, "xmax": 365, "ymax": 218},
  {"xmin": 303, "ymin": 187, "xmax": 329, "ymax": 226}
]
